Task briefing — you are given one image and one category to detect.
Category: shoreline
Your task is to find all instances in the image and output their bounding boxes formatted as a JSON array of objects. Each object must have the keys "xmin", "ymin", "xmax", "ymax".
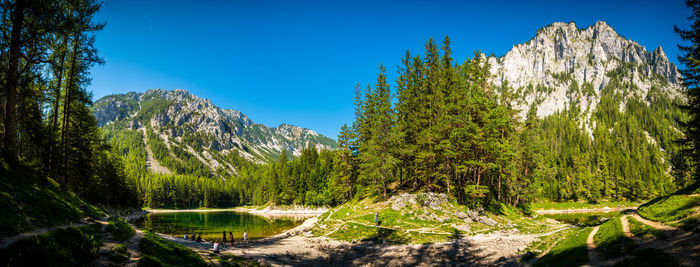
[
  {"xmin": 534, "ymin": 206, "xmax": 637, "ymax": 214},
  {"xmin": 146, "ymin": 206, "xmax": 328, "ymax": 215}
]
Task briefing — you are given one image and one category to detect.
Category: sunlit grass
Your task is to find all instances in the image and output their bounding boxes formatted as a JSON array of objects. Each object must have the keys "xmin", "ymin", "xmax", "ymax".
[
  {"xmin": 533, "ymin": 227, "xmax": 592, "ymax": 267},
  {"xmin": 638, "ymin": 195, "xmax": 700, "ymax": 222},
  {"xmin": 593, "ymin": 217, "xmax": 636, "ymax": 260}
]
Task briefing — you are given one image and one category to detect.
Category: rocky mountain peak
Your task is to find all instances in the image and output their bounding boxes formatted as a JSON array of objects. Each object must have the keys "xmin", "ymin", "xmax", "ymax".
[{"xmin": 488, "ymin": 20, "xmax": 683, "ymax": 120}]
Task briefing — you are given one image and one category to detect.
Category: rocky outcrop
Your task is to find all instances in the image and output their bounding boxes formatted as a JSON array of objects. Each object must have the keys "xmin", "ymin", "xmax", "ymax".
[{"xmin": 487, "ymin": 21, "xmax": 684, "ymax": 120}]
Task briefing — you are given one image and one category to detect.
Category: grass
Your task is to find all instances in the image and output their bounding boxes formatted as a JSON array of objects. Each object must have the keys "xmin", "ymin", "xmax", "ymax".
[
  {"xmin": 0, "ymin": 168, "xmax": 104, "ymax": 237},
  {"xmin": 0, "ymin": 224, "xmax": 103, "ymax": 267},
  {"xmin": 312, "ymin": 195, "xmax": 562, "ymax": 245},
  {"xmin": 109, "ymin": 216, "xmax": 136, "ymax": 241},
  {"xmin": 593, "ymin": 217, "xmax": 636, "ymax": 260},
  {"xmin": 533, "ymin": 227, "xmax": 592, "ymax": 267},
  {"xmin": 674, "ymin": 215, "xmax": 700, "ymax": 233},
  {"xmin": 531, "ymin": 201, "xmax": 640, "ymax": 210},
  {"xmin": 520, "ymin": 228, "xmax": 576, "ymax": 263},
  {"xmin": 113, "ymin": 244, "xmax": 128, "ymax": 256},
  {"xmin": 612, "ymin": 248, "xmax": 679, "ymax": 267},
  {"xmin": 138, "ymin": 230, "xmax": 207, "ymax": 267},
  {"xmin": 637, "ymin": 194, "xmax": 700, "ymax": 222},
  {"xmin": 627, "ymin": 216, "xmax": 665, "ymax": 240},
  {"xmin": 214, "ymin": 253, "xmax": 261, "ymax": 267}
]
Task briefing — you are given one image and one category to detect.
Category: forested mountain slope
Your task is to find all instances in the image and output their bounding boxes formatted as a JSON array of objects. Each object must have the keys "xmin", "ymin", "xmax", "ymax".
[
  {"xmin": 92, "ymin": 89, "xmax": 337, "ymax": 177},
  {"xmin": 488, "ymin": 21, "xmax": 691, "ymax": 201}
]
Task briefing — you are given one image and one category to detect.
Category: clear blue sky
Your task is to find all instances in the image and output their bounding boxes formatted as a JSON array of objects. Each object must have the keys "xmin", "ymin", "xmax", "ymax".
[{"xmin": 89, "ymin": 0, "xmax": 690, "ymax": 139}]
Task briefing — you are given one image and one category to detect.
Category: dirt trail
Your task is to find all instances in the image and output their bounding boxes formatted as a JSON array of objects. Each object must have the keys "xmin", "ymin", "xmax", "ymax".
[
  {"xmin": 583, "ymin": 226, "xmax": 600, "ymax": 267},
  {"xmin": 630, "ymin": 214, "xmax": 677, "ymax": 231},
  {"xmin": 0, "ymin": 221, "xmax": 88, "ymax": 249},
  {"xmin": 627, "ymin": 213, "xmax": 700, "ymax": 266},
  {"xmin": 619, "ymin": 215, "xmax": 638, "ymax": 240}
]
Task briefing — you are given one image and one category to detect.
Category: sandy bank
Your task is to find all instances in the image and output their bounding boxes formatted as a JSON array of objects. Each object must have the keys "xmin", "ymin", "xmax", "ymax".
[{"xmin": 535, "ymin": 206, "xmax": 636, "ymax": 214}]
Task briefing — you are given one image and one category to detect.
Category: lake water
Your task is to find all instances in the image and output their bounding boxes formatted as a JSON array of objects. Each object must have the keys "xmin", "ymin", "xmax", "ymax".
[{"xmin": 138, "ymin": 211, "xmax": 305, "ymax": 241}]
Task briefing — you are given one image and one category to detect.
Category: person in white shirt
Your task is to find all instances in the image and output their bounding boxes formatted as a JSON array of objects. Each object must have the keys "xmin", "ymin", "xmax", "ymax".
[
  {"xmin": 213, "ymin": 240, "xmax": 220, "ymax": 253},
  {"xmin": 243, "ymin": 230, "xmax": 248, "ymax": 248}
]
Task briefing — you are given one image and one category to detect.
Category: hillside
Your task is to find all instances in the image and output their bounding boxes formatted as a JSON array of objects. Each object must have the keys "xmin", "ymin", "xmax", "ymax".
[{"xmin": 92, "ymin": 89, "xmax": 337, "ymax": 177}]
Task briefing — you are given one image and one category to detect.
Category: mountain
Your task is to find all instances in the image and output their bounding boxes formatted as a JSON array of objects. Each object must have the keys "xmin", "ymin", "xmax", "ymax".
[
  {"xmin": 486, "ymin": 21, "xmax": 690, "ymax": 199},
  {"xmin": 488, "ymin": 21, "xmax": 683, "ymax": 120},
  {"xmin": 92, "ymin": 89, "xmax": 336, "ymax": 177}
]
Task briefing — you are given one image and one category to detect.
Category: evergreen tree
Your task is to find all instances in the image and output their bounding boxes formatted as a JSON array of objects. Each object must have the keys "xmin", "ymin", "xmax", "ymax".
[{"xmin": 676, "ymin": 0, "xmax": 700, "ymax": 182}]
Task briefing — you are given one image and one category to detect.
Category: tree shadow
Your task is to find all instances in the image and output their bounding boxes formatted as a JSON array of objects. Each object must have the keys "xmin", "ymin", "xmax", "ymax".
[{"xmin": 217, "ymin": 226, "xmax": 526, "ymax": 267}]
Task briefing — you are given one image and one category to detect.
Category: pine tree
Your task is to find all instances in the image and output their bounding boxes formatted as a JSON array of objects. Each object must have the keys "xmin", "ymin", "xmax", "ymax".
[{"xmin": 676, "ymin": 0, "xmax": 700, "ymax": 182}]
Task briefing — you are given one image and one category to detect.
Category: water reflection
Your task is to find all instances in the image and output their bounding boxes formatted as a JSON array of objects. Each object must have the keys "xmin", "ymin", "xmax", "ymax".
[{"xmin": 138, "ymin": 211, "xmax": 305, "ymax": 241}]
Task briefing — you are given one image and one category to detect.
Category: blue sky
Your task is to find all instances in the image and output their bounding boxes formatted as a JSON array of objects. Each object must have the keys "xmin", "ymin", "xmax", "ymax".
[{"xmin": 90, "ymin": 0, "xmax": 690, "ymax": 139}]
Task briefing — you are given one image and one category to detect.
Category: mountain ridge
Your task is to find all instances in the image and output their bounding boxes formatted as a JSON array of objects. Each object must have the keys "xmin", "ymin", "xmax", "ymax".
[
  {"xmin": 487, "ymin": 21, "xmax": 683, "ymax": 121},
  {"xmin": 92, "ymin": 88, "xmax": 337, "ymax": 176}
]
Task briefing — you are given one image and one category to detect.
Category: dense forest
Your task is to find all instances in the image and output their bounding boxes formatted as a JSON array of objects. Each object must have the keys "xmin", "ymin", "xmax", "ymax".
[
  {"xmin": 0, "ymin": 0, "xmax": 137, "ymax": 207},
  {"xmin": 2, "ymin": 0, "xmax": 698, "ymax": 211}
]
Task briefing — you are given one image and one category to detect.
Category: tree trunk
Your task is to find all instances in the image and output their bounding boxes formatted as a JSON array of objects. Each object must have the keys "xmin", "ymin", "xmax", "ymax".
[
  {"xmin": 3, "ymin": 0, "xmax": 26, "ymax": 165},
  {"xmin": 61, "ymin": 31, "xmax": 80, "ymax": 187},
  {"xmin": 48, "ymin": 35, "xmax": 68, "ymax": 175}
]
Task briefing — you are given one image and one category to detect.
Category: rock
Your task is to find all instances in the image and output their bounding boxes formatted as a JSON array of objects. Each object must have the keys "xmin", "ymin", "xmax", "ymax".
[
  {"xmin": 486, "ymin": 21, "xmax": 683, "ymax": 127},
  {"xmin": 452, "ymin": 223, "xmax": 470, "ymax": 232},
  {"xmin": 455, "ymin": 211, "xmax": 469, "ymax": 219}
]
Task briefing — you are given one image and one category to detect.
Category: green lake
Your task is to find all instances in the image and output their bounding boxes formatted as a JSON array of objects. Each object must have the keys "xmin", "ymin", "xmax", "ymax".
[{"xmin": 138, "ymin": 211, "xmax": 305, "ymax": 241}]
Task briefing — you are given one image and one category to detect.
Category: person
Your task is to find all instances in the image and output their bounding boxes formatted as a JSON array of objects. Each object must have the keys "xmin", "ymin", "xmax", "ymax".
[
  {"xmin": 190, "ymin": 233, "xmax": 196, "ymax": 241},
  {"xmin": 243, "ymin": 229, "xmax": 248, "ymax": 248},
  {"xmin": 197, "ymin": 234, "xmax": 202, "ymax": 242},
  {"xmin": 222, "ymin": 231, "xmax": 227, "ymax": 247},
  {"xmin": 213, "ymin": 240, "xmax": 220, "ymax": 253},
  {"xmin": 184, "ymin": 234, "xmax": 188, "ymax": 239},
  {"xmin": 375, "ymin": 212, "xmax": 379, "ymax": 226},
  {"xmin": 229, "ymin": 232, "xmax": 234, "ymax": 247}
]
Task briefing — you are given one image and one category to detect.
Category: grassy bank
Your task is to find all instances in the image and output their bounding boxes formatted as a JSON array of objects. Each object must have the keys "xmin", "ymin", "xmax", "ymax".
[
  {"xmin": 627, "ymin": 216, "xmax": 665, "ymax": 239},
  {"xmin": 532, "ymin": 227, "xmax": 592, "ymax": 267},
  {"xmin": 593, "ymin": 217, "xmax": 636, "ymax": 259},
  {"xmin": 0, "ymin": 224, "xmax": 103, "ymax": 266},
  {"xmin": 0, "ymin": 169, "xmax": 103, "ymax": 237},
  {"xmin": 311, "ymin": 195, "xmax": 563, "ymax": 245},
  {"xmin": 138, "ymin": 230, "xmax": 207, "ymax": 267}
]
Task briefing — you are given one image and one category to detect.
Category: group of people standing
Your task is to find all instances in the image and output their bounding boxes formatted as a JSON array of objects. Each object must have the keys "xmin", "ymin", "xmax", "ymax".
[
  {"xmin": 212, "ymin": 230, "xmax": 247, "ymax": 253},
  {"xmin": 183, "ymin": 233, "xmax": 202, "ymax": 242}
]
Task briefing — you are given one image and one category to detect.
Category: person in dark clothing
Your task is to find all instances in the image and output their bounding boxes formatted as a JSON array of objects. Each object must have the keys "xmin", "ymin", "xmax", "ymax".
[
  {"xmin": 222, "ymin": 231, "xmax": 227, "ymax": 246},
  {"xmin": 190, "ymin": 233, "xmax": 196, "ymax": 241},
  {"xmin": 196, "ymin": 234, "xmax": 202, "ymax": 242},
  {"xmin": 229, "ymin": 232, "xmax": 234, "ymax": 246}
]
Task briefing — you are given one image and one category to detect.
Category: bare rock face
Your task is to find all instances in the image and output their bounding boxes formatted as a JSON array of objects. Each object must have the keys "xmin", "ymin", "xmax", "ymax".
[
  {"xmin": 487, "ymin": 21, "xmax": 684, "ymax": 120},
  {"xmin": 92, "ymin": 92, "xmax": 141, "ymax": 127}
]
